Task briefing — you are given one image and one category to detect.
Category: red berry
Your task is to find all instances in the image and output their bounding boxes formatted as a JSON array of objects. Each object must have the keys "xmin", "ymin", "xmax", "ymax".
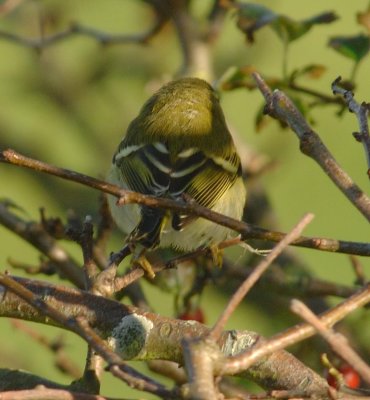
[
  {"xmin": 178, "ymin": 307, "xmax": 205, "ymax": 323},
  {"xmin": 339, "ymin": 365, "xmax": 360, "ymax": 389},
  {"xmin": 326, "ymin": 365, "xmax": 360, "ymax": 389}
]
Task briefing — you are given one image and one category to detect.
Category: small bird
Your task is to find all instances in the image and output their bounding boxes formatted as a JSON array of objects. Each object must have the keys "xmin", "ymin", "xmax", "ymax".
[{"xmin": 107, "ymin": 77, "xmax": 246, "ymax": 272}]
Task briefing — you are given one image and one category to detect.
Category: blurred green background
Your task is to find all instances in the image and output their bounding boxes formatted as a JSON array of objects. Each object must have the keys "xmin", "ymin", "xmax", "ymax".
[{"xmin": 0, "ymin": 0, "xmax": 369, "ymax": 397}]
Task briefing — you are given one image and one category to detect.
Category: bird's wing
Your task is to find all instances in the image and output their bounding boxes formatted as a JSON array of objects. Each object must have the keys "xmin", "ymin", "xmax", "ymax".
[
  {"xmin": 170, "ymin": 148, "xmax": 241, "ymax": 230},
  {"xmin": 113, "ymin": 142, "xmax": 172, "ymax": 248}
]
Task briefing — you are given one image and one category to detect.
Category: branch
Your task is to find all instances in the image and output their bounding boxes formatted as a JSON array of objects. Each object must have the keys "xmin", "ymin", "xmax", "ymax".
[
  {"xmin": 222, "ymin": 282, "xmax": 370, "ymax": 375},
  {"xmin": 288, "ymin": 81, "xmax": 345, "ymax": 106},
  {"xmin": 0, "ymin": 16, "xmax": 167, "ymax": 50},
  {"xmin": 0, "ymin": 275, "xmax": 329, "ymax": 396},
  {"xmin": 208, "ymin": 213, "xmax": 314, "ymax": 341},
  {"xmin": 291, "ymin": 299, "xmax": 370, "ymax": 385},
  {"xmin": 184, "ymin": 213, "xmax": 314, "ymax": 400},
  {"xmin": 0, "ymin": 387, "xmax": 122, "ymax": 400},
  {"xmin": 222, "ymin": 257, "xmax": 361, "ymax": 299},
  {"xmin": 253, "ymin": 72, "xmax": 370, "ymax": 222},
  {"xmin": 11, "ymin": 320, "xmax": 81, "ymax": 379},
  {"xmin": 332, "ymin": 76, "xmax": 370, "ymax": 179},
  {"xmin": 112, "ymin": 237, "xmax": 242, "ymax": 292},
  {"xmin": 166, "ymin": 0, "xmax": 213, "ymax": 78},
  {"xmin": 0, "ymin": 274, "xmax": 177, "ymax": 399},
  {"xmin": 1, "ymin": 149, "xmax": 370, "ymax": 257},
  {"xmin": 0, "ymin": 201, "xmax": 84, "ymax": 288}
]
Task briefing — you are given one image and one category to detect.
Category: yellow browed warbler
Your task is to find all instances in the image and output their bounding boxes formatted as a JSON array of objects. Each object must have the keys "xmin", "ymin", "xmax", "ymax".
[{"xmin": 108, "ymin": 77, "xmax": 246, "ymax": 257}]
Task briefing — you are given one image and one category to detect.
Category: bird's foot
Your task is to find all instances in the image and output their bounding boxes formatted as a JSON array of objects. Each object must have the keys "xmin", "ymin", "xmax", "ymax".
[
  {"xmin": 208, "ymin": 244, "xmax": 224, "ymax": 268},
  {"xmin": 133, "ymin": 254, "xmax": 156, "ymax": 279}
]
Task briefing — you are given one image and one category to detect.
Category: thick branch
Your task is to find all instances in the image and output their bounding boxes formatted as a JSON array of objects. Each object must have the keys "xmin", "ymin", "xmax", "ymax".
[{"xmin": 0, "ymin": 275, "xmax": 328, "ymax": 395}]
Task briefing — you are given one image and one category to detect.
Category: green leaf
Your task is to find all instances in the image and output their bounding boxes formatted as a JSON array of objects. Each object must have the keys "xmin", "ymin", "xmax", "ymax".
[
  {"xmin": 235, "ymin": 3, "xmax": 277, "ymax": 43},
  {"xmin": 271, "ymin": 12, "xmax": 338, "ymax": 43},
  {"xmin": 328, "ymin": 34, "xmax": 370, "ymax": 61},
  {"xmin": 234, "ymin": 2, "xmax": 338, "ymax": 44}
]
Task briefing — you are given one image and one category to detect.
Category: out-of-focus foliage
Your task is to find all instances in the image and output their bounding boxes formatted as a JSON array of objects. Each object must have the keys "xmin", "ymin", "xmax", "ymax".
[
  {"xmin": 329, "ymin": 34, "xmax": 370, "ymax": 62},
  {"xmin": 234, "ymin": 2, "xmax": 338, "ymax": 43}
]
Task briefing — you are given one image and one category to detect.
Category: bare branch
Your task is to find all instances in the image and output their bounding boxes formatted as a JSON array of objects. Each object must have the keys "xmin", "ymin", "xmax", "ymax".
[
  {"xmin": 0, "ymin": 201, "xmax": 84, "ymax": 287},
  {"xmin": 182, "ymin": 338, "xmax": 224, "ymax": 400},
  {"xmin": 1, "ymin": 149, "xmax": 369, "ymax": 257},
  {"xmin": 0, "ymin": 274, "xmax": 178, "ymax": 399},
  {"xmin": 253, "ymin": 72, "xmax": 370, "ymax": 222},
  {"xmin": 0, "ymin": 387, "xmax": 124, "ymax": 400},
  {"xmin": 291, "ymin": 299, "xmax": 370, "ymax": 385},
  {"xmin": 0, "ymin": 17, "xmax": 167, "ymax": 50},
  {"xmin": 208, "ymin": 213, "xmax": 314, "ymax": 341},
  {"xmin": 332, "ymin": 76, "xmax": 370, "ymax": 179},
  {"xmin": 11, "ymin": 320, "xmax": 81, "ymax": 379},
  {"xmin": 222, "ymin": 283, "xmax": 370, "ymax": 375},
  {"xmin": 0, "ymin": 275, "xmax": 329, "ymax": 395}
]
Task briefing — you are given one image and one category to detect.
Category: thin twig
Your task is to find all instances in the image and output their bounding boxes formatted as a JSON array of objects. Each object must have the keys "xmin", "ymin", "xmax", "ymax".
[
  {"xmin": 93, "ymin": 195, "xmax": 113, "ymax": 269},
  {"xmin": 332, "ymin": 77, "xmax": 370, "ymax": 179},
  {"xmin": 0, "ymin": 17, "xmax": 166, "ymax": 50},
  {"xmin": 1, "ymin": 149, "xmax": 370, "ymax": 257},
  {"xmin": 69, "ymin": 216, "xmax": 99, "ymax": 291},
  {"xmin": 288, "ymin": 81, "xmax": 344, "ymax": 105},
  {"xmin": 349, "ymin": 255, "xmax": 367, "ymax": 286},
  {"xmin": 223, "ymin": 257, "xmax": 361, "ymax": 299},
  {"xmin": 253, "ymin": 72, "xmax": 370, "ymax": 222},
  {"xmin": 291, "ymin": 299, "xmax": 370, "ymax": 385},
  {"xmin": 221, "ymin": 282, "xmax": 370, "ymax": 375},
  {"xmin": 113, "ymin": 237, "xmax": 241, "ymax": 291},
  {"xmin": 0, "ymin": 201, "xmax": 84, "ymax": 287},
  {"xmin": 208, "ymin": 213, "xmax": 314, "ymax": 341},
  {"xmin": 11, "ymin": 320, "xmax": 81, "ymax": 379}
]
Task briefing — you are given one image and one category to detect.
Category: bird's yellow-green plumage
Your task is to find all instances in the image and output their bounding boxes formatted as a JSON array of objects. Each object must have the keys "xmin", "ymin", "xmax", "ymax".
[{"xmin": 108, "ymin": 77, "xmax": 246, "ymax": 252}]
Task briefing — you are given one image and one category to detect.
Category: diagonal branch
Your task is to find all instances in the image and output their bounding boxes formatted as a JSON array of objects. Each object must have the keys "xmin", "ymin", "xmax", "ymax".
[
  {"xmin": 291, "ymin": 299, "xmax": 370, "ymax": 385},
  {"xmin": 253, "ymin": 72, "xmax": 370, "ymax": 222},
  {"xmin": 208, "ymin": 213, "xmax": 314, "ymax": 341},
  {"xmin": 222, "ymin": 282, "xmax": 370, "ymax": 375},
  {"xmin": 0, "ymin": 273, "xmax": 178, "ymax": 399},
  {"xmin": 332, "ymin": 76, "xmax": 370, "ymax": 179}
]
